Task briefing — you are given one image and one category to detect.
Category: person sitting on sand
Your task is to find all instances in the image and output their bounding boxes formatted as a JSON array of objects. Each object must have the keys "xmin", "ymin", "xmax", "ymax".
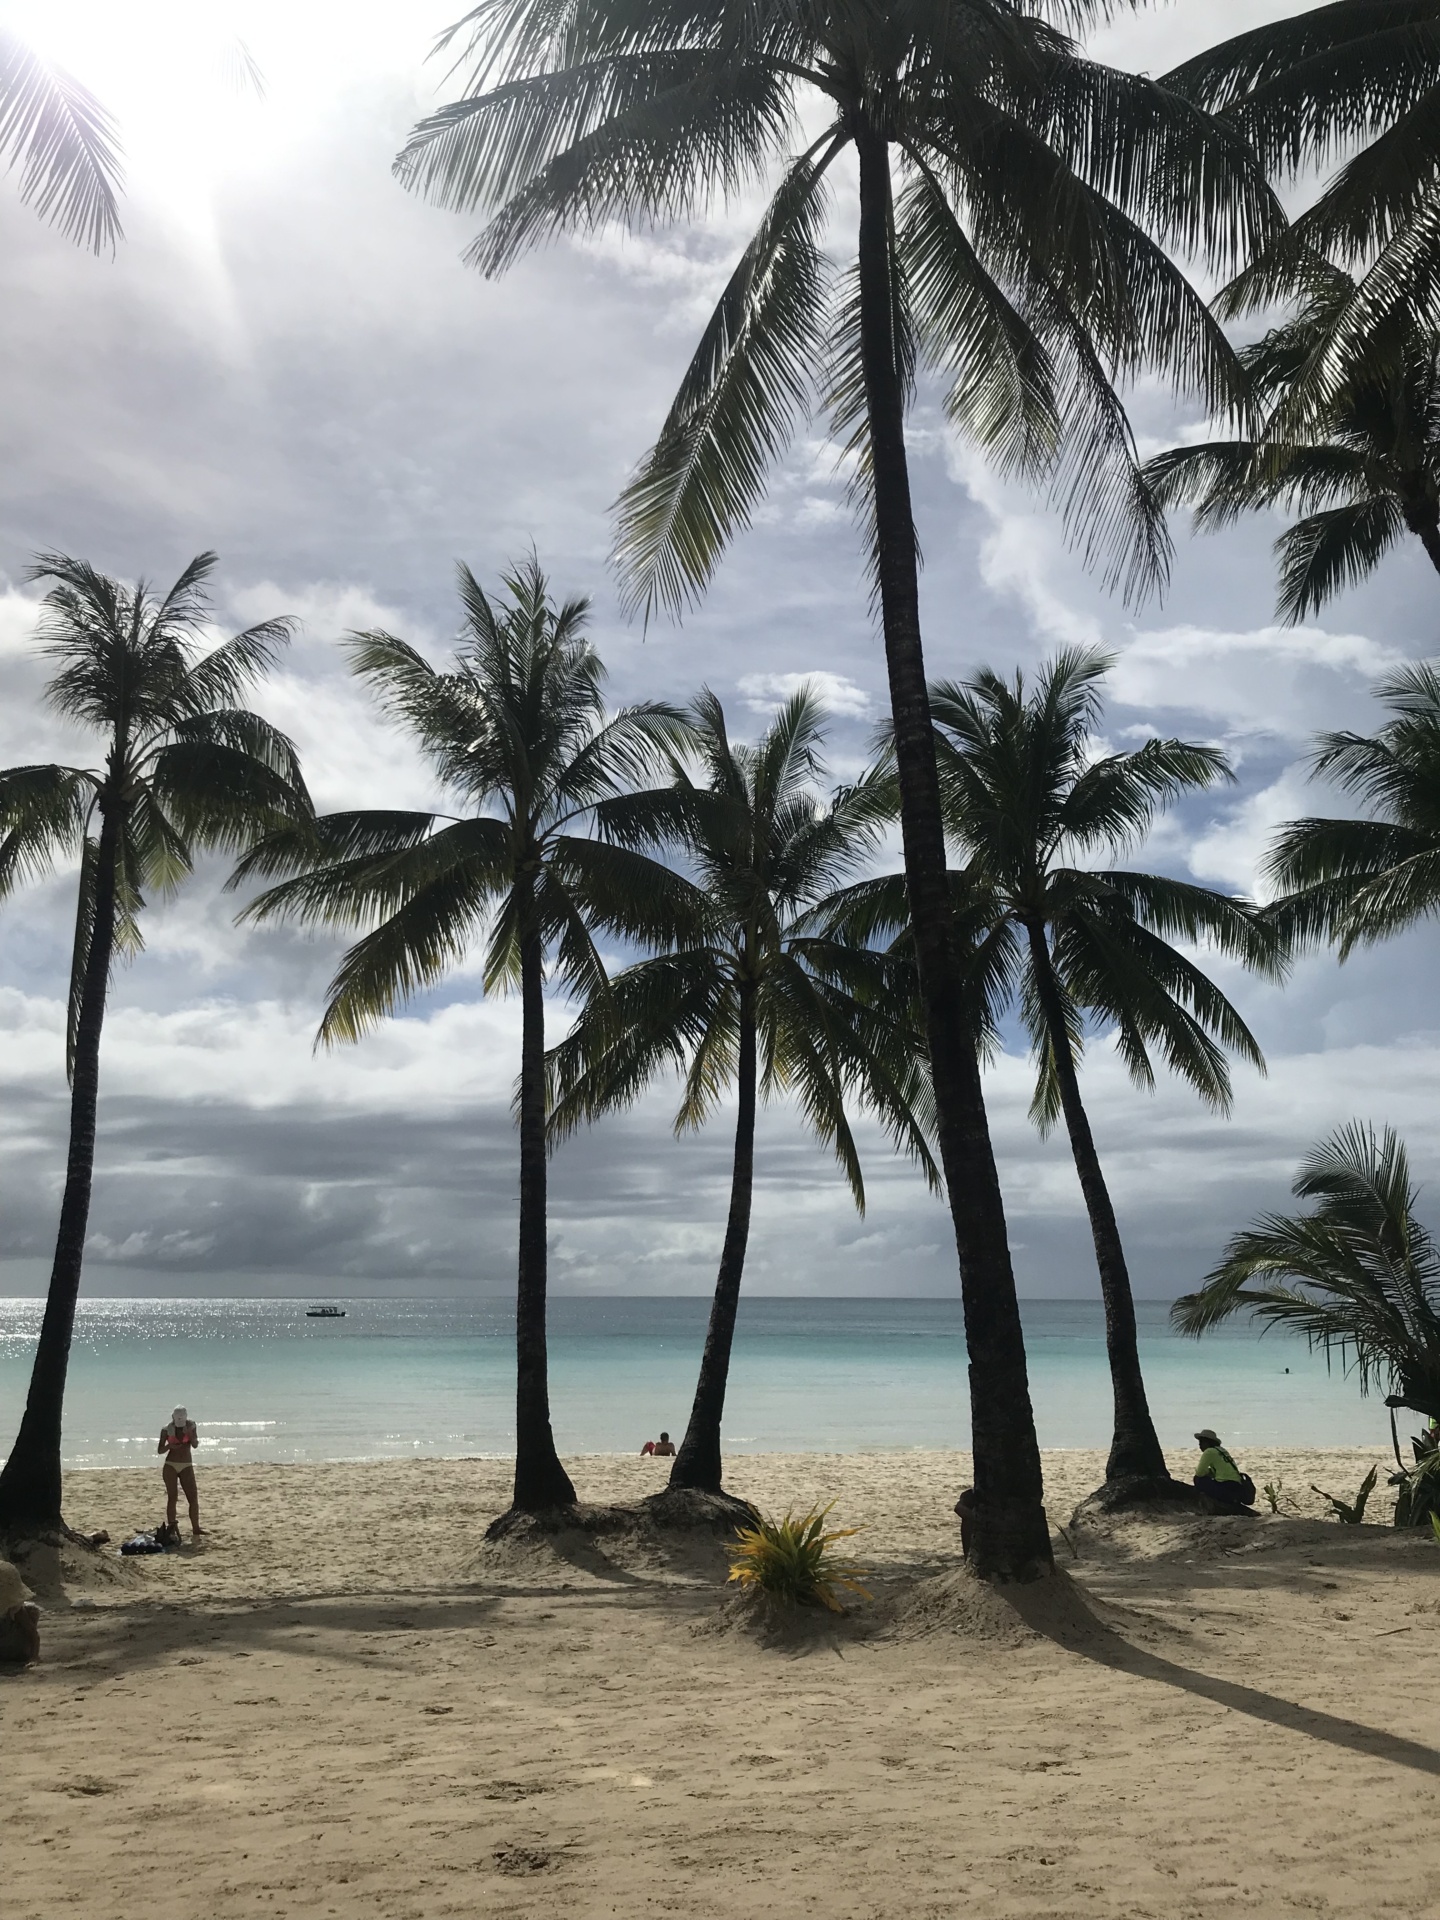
[
  {"xmin": 640, "ymin": 1431, "xmax": 676, "ymax": 1458},
  {"xmin": 158, "ymin": 1406, "xmax": 204, "ymax": 1538},
  {"xmin": 1192, "ymin": 1427, "xmax": 1252, "ymax": 1508}
]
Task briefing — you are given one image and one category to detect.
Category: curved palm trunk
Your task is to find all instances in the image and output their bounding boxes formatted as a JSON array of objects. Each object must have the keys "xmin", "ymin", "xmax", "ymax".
[
  {"xmin": 510, "ymin": 901, "xmax": 577, "ymax": 1513},
  {"xmin": 0, "ymin": 802, "xmax": 120, "ymax": 1536},
  {"xmin": 669, "ymin": 988, "xmax": 756, "ymax": 1493},
  {"xmin": 855, "ymin": 123, "xmax": 1050, "ymax": 1580},
  {"xmin": 1024, "ymin": 923, "xmax": 1169, "ymax": 1484}
]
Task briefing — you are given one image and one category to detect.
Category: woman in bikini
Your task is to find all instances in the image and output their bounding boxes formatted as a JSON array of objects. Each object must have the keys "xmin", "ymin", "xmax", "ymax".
[{"xmin": 158, "ymin": 1406, "xmax": 204, "ymax": 1538}]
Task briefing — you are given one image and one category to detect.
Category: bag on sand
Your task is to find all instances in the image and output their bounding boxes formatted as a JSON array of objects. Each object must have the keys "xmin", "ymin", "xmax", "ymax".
[{"xmin": 120, "ymin": 1532, "xmax": 163, "ymax": 1556}]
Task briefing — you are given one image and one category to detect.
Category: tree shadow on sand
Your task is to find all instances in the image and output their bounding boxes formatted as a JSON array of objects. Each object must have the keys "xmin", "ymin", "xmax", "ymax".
[{"xmin": 1001, "ymin": 1573, "xmax": 1440, "ymax": 1780}]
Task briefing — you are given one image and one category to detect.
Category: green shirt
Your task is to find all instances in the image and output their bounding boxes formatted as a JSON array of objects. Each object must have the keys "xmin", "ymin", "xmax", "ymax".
[{"xmin": 1196, "ymin": 1445, "xmax": 1241, "ymax": 1484}]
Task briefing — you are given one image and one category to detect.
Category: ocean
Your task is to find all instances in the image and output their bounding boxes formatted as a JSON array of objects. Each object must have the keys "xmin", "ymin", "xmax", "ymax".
[{"xmin": 0, "ymin": 1295, "xmax": 1397, "ymax": 1469}]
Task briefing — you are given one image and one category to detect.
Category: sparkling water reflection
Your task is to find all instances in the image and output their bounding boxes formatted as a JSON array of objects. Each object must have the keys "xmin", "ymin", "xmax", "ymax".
[{"xmin": 0, "ymin": 1295, "xmax": 1394, "ymax": 1468}]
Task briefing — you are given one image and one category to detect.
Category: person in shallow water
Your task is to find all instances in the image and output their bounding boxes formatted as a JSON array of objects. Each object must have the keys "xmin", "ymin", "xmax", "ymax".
[
  {"xmin": 1192, "ymin": 1427, "xmax": 1253, "ymax": 1507},
  {"xmin": 640, "ymin": 1432, "xmax": 676, "ymax": 1458},
  {"xmin": 158, "ymin": 1405, "xmax": 204, "ymax": 1537}
]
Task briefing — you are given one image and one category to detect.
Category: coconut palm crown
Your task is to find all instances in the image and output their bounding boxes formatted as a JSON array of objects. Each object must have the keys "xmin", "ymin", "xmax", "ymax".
[
  {"xmin": 1174, "ymin": 1122, "xmax": 1440, "ymax": 1423},
  {"xmin": 398, "ymin": 0, "xmax": 1278, "ymax": 615},
  {"xmin": 393, "ymin": 0, "xmax": 1281, "ymax": 1584},
  {"xmin": 546, "ymin": 686, "xmax": 937, "ymax": 1495},
  {"xmin": 1143, "ymin": 258, "xmax": 1440, "ymax": 623},
  {"xmin": 828, "ymin": 648, "xmax": 1280, "ymax": 1489},
  {"xmin": 1266, "ymin": 659, "xmax": 1440, "ymax": 956},
  {"xmin": 0, "ymin": 551, "xmax": 310, "ymax": 1534},
  {"xmin": 236, "ymin": 556, "xmax": 691, "ymax": 1517},
  {"xmin": 1165, "ymin": 1, "xmax": 1440, "ymax": 434}
]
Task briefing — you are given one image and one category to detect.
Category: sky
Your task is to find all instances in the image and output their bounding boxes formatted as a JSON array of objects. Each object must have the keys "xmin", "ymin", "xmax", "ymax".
[{"xmin": 1, "ymin": 0, "xmax": 1437, "ymax": 1301}]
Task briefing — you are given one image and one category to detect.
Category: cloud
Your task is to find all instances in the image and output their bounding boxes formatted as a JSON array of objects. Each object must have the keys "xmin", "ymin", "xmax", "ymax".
[
  {"xmin": 1184, "ymin": 763, "xmax": 1321, "ymax": 896},
  {"xmin": 1109, "ymin": 623, "xmax": 1400, "ymax": 747},
  {"xmin": 737, "ymin": 671, "xmax": 872, "ymax": 719}
]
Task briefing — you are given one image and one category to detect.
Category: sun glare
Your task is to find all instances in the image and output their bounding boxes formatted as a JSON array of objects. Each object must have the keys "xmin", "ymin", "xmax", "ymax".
[{"xmin": 1, "ymin": 1, "xmax": 443, "ymax": 228}]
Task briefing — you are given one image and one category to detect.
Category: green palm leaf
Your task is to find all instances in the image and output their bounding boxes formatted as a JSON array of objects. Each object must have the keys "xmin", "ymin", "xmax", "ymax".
[
  {"xmin": 1174, "ymin": 1123, "xmax": 1440, "ymax": 1420},
  {"xmin": 1265, "ymin": 661, "xmax": 1440, "ymax": 957},
  {"xmin": 613, "ymin": 143, "xmax": 838, "ymax": 616}
]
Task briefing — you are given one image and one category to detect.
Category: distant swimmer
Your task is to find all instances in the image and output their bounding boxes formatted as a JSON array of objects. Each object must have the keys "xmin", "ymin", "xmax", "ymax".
[
  {"xmin": 640, "ymin": 1431, "xmax": 677, "ymax": 1458},
  {"xmin": 158, "ymin": 1405, "xmax": 204, "ymax": 1538},
  {"xmin": 1192, "ymin": 1427, "xmax": 1255, "ymax": 1509}
]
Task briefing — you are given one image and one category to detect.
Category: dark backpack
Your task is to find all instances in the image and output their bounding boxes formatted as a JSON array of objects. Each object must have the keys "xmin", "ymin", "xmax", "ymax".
[{"xmin": 1237, "ymin": 1473, "xmax": 1257, "ymax": 1507}]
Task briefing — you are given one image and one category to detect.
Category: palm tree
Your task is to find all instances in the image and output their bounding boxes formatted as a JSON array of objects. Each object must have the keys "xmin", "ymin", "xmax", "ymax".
[
  {"xmin": 392, "ymin": 0, "xmax": 1280, "ymax": 1583},
  {"xmin": 0, "ymin": 28, "xmax": 122, "ymax": 251},
  {"xmin": 546, "ymin": 687, "xmax": 937, "ymax": 1497},
  {"xmin": 0, "ymin": 552, "xmax": 310, "ymax": 1536},
  {"xmin": 1144, "ymin": 260, "xmax": 1440, "ymax": 622},
  {"xmin": 237, "ymin": 557, "xmax": 687, "ymax": 1518},
  {"xmin": 1165, "ymin": 2, "xmax": 1440, "ymax": 428},
  {"xmin": 1265, "ymin": 659, "xmax": 1440, "ymax": 956},
  {"xmin": 828, "ymin": 649, "xmax": 1279, "ymax": 1491},
  {"xmin": 927, "ymin": 651, "xmax": 1279, "ymax": 1489},
  {"xmin": 1173, "ymin": 1122, "xmax": 1440, "ymax": 1425}
]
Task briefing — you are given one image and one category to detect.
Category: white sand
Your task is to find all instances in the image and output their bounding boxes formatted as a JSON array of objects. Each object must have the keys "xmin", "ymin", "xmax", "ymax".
[{"xmin": 6, "ymin": 1447, "xmax": 1439, "ymax": 1919}]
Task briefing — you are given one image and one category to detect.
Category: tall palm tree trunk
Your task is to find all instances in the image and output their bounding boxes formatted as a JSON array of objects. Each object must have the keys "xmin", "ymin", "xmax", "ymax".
[
  {"xmin": 1400, "ymin": 484, "xmax": 1440, "ymax": 575},
  {"xmin": 854, "ymin": 122, "xmax": 1050, "ymax": 1579},
  {"xmin": 1024, "ymin": 923, "xmax": 1170, "ymax": 1485},
  {"xmin": 670, "ymin": 989, "xmax": 756, "ymax": 1494},
  {"xmin": 0, "ymin": 803, "xmax": 120, "ymax": 1536},
  {"xmin": 510, "ymin": 895, "xmax": 577, "ymax": 1513}
]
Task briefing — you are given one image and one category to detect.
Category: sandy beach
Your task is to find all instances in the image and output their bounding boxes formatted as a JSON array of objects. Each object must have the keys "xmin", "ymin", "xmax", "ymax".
[{"xmin": 6, "ymin": 1447, "xmax": 1440, "ymax": 1920}]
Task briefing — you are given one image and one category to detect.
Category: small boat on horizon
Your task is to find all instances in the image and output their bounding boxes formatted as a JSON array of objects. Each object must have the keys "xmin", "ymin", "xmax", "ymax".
[{"xmin": 306, "ymin": 1305, "xmax": 346, "ymax": 1318}]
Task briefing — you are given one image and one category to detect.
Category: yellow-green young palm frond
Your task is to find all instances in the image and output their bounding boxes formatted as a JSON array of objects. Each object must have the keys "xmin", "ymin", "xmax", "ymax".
[
  {"xmin": 0, "ymin": 27, "xmax": 122, "ymax": 252},
  {"xmin": 726, "ymin": 1503, "xmax": 870, "ymax": 1612},
  {"xmin": 396, "ymin": 0, "xmax": 1282, "ymax": 617},
  {"xmin": 1265, "ymin": 658, "xmax": 1440, "ymax": 958},
  {"xmin": 1173, "ymin": 1123, "xmax": 1440, "ymax": 1423},
  {"xmin": 239, "ymin": 556, "xmax": 690, "ymax": 1047},
  {"xmin": 1142, "ymin": 255, "xmax": 1440, "ymax": 621}
]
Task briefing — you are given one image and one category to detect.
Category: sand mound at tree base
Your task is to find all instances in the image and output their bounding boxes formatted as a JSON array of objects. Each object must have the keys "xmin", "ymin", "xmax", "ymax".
[
  {"xmin": 640, "ymin": 1486, "xmax": 757, "ymax": 1531},
  {"xmin": 885, "ymin": 1563, "xmax": 1115, "ymax": 1648},
  {"xmin": 696, "ymin": 1585, "xmax": 871, "ymax": 1647},
  {"xmin": 1065, "ymin": 1501, "xmax": 1274, "ymax": 1567},
  {"xmin": 477, "ymin": 1493, "xmax": 752, "ymax": 1585},
  {"xmin": 1, "ymin": 1530, "xmax": 142, "ymax": 1605},
  {"xmin": 1070, "ymin": 1475, "xmax": 1215, "ymax": 1520}
]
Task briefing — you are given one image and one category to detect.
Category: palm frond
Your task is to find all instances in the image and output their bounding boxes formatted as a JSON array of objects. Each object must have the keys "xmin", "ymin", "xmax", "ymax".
[
  {"xmin": 613, "ymin": 139, "xmax": 838, "ymax": 618},
  {"xmin": 1276, "ymin": 497, "xmax": 1410, "ymax": 624},
  {"xmin": 1174, "ymin": 1122, "xmax": 1440, "ymax": 1418},
  {"xmin": 0, "ymin": 27, "xmax": 122, "ymax": 252},
  {"xmin": 0, "ymin": 764, "xmax": 93, "ymax": 898}
]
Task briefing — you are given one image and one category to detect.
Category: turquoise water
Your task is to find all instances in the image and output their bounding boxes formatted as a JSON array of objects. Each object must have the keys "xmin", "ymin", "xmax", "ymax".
[{"xmin": 0, "ymin": 1296, "xmax": 1394, "ymax": 1468}]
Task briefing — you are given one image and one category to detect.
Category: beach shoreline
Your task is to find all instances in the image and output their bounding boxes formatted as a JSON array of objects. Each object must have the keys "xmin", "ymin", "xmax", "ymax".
[{"xmin": 29, "ymin": 1446, "xmax": 1402, "ymax": 1604}]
